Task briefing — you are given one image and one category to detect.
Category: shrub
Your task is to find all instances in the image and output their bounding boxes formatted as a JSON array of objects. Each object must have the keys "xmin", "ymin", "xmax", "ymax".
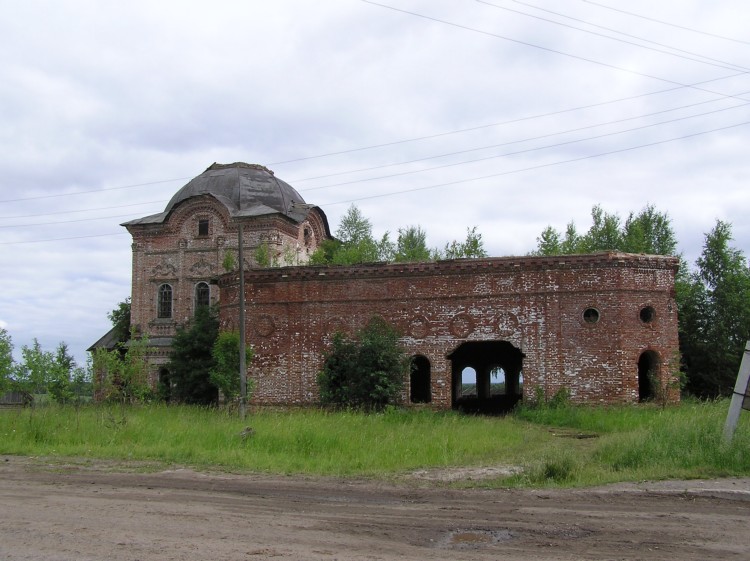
[
  {"xmin": 318, "ymin": 316, "xmax": 408, "ymax": 411},
  {"xmin": 210, "ymin": 331, "xmax": 254, "ymax": 403}
]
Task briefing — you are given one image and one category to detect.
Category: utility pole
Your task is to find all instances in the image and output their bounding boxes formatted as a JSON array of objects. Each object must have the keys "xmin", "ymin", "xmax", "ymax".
[
  {"xmin": 723, "ymin": 340, "xmax": 750, "ymax": 442},
  {"xmin": 238, "ymin": 222, "xmax": 247, "ymax": 420}
]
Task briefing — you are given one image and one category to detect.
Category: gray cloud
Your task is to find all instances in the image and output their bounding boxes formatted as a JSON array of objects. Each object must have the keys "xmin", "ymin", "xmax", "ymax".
[{"xmin": 1, "ymin": 0, "xmax": 748, "ymax": 365}]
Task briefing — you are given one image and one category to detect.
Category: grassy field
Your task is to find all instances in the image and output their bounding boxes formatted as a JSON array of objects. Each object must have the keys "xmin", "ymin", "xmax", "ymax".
[{"xmin": 1, "ymin": 400, "xmax": 748, "ymax": 487}]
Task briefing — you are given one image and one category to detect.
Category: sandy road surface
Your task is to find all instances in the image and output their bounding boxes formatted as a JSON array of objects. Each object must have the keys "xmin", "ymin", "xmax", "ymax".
[{"xmin": 1, "ymin": 456, "xmax": 749, "ymax": 561}]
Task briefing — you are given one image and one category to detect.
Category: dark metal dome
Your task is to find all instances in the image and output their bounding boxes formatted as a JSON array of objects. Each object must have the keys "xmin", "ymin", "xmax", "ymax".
[{"xmin": 124, "ymin": 162, "xmax": 311, "ymax": 226}]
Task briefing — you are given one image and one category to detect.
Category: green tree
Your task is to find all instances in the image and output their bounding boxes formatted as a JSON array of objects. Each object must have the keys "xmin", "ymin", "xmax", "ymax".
[
  {"xmin": 310, "ymin": 205, "xmax": 385, "ymax": 265},
  {"xmin": 318, "ymin": 316, "xmax": 408, "ymax": 411},
  {"xmin": 561, "ymin": 222, "xmax": 585, "ymax": 254},
  {"xmin": 209, "ymin": 331, "xmax": 254, "ymax": 403},
  {"xmin": 311, "ymin": 206, "xmax": 487, "ymax": 265},
  {"xmin": 48, "ymin": 342, "xmax": 76, "ymax": 404},
  {"xmin": 108, "ymin": 298, "xmax": 131, "ymax": 344},
  {"xmin": 93, "ymin": 332, "xmax": 154, "ymax": 404},
  {"xmin": 438, "ymin": 226, "xmax": 488, "ymax": 259},
  {"xmin": 254, "ymin": 241, "xmax": 276, "ymax": 268},
  {"xmin": 622, "ymin": 204, "xmax": 678, "ymax": 255},
  {"xmin": 581, "ymin": 205, "xmax": 621, "ymax": 252},
  {"xmin": 14, "ymin": 339, "xmax": 55, "ymax": 402},
  {"xmin": 168, "ymin": 305, "xmax": 220, "ymax": 405},
  {"xmin": 535, "ymin": 226, "xmax": 562, "ymax": 256},
  {"xmin": 533, "ymin": 204, "xmax": 678, "ymax": 257},
  {"xmin": 0, "ymin": 328, "xmax": 14, "ymax": 396},
  {"xmin": 333, "ymin": 205, "xmax": 381, "ymax": 264},
  {"xmin": 394, "ymin": 225, "xmax": 431, "ymax": 262},
  {"xmin": 309, "ymin": 238, "xmax": 340, "ymax": 265},
  {"xmin": 679, "ymin": 220, "xmax": 750, "ymax": 397},
  {"xmin": 337, "ymin": 204, "xmax": 373, "ymax": 247}
]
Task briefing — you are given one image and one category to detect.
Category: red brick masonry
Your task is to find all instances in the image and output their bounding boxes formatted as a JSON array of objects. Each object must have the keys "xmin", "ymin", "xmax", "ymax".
[{"xmin": 219, "ymin": 252, "xmax": 680, "ymax": 410}]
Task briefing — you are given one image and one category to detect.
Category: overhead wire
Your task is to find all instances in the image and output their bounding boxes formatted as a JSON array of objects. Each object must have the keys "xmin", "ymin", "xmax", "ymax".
[
  {"xmin": 324, "ymin": 119, "xmax": 750, "ymax": 206},
  {"xmin": 2, "ymin": 70, "xmax": 746, "ymax": 212},
  {"xmin": 0, "ymin": 232, "xmax": 128, "ymax": 246},
  {"xmin": 476, "ymin": 0, "xmax": 748, "ymax": 71},
  {"xmin": 300, "ymin": 103, "xmax": 750, "ymax": 192},
  {"xmin": 581, "ymin": 0, "xmax": 750, "ymax": 45},
  {"xmin": 0, "ymin": 200, "xmax": 165, "ymax": 220},
  {"xmin": 292, "ymin": 92, "xmax": 750, "ymax": 186},
  {"xmin": 6, "ymin": 91, "xmax": 748, "ymax": 229},
  {"xmin": 6, "ymin": 115, "xmax": 746, "ymax": 245},
  {"xmin": 0, "ymin": 177, "xmax": 189, "ymax": 204},
  {"xmin": 3, "ymin": 1, "xmax": 747, "ymax": 238},
  {"xmin": 358, "ymin": 0, "xmax": 749, "ymax": 102},
  {"xmin": 0, "ymin": 212, "xmax": 161, "ymax": 229}
]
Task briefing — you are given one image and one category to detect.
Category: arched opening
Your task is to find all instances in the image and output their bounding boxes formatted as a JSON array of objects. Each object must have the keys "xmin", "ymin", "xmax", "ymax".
[
  {"xmin": 410, "ymin": 355, "xmax": 431, "ymax": 404},
  {"xmin": 195, "ymin": 281, "xmax": 210, "ymax": 311},
  {"xmin": 157, "ymin": 284, "xmax": 173, "ymax": 319},
  {"xmin": 460, "ymin": 366, "xmax": 477, "ymax": 397},
  {"xmin": 490, "ymin": 366, "xmax": 506, "ymax": 396},
  {"xmin": 158, "ymin": 368, "xmax": 171, "ymax": 402},
  {"xmin": 638, "ymin": 350, "xmax": 660, "ymax": 402},
  {"xmin": 448, "ymin": 341, "xmax": 524, "ymax": 414}
]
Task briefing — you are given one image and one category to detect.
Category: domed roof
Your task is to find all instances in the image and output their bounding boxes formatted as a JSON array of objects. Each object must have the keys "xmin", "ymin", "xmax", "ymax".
[{"xmin": 124, "ymin": 162, "xmax": 312, "ymax": 226}]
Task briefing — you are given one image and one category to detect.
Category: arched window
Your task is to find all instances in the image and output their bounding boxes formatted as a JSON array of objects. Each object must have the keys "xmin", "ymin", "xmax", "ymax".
[
  {"xmin": 195, "ymin": 282, "xmax": 210, "ymax": 310},
  {"xmin": 157, "ymin": 284, "xmax": 173, "ymax": 319},
  {"xmin": 490, "ymin": 366, "xmax": 506, "ymax": 396},
  {"xmin": 410, "ymin": 355, "xmax": 431, "ymax": 404},
  {"xmin": 461, "ymin": 366, "xmax": 477, "ymax": 397}
]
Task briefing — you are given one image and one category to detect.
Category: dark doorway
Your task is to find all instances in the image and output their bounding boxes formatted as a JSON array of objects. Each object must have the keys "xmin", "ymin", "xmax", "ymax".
[
  {"xmin": 448, "ymin": 341, "xmax": 524, "ymax": 414},
  {"xmin": 410, "ymin": 355, "xmax": 431, "ymax": 404},
  {"xmin": 638, "ymin": 350, "xmax": 660, "ymax": 402},
  {"xmin": 158, "ymin": 368, "xmax": 171, "ymax": 402}
]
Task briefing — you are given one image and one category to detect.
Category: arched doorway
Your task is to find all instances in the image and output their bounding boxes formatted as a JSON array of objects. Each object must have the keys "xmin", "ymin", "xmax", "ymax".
[
  {"xmin": 158, "ymin": 368, "xmax": 171, "ymax": 402},
  {"xmin": 410, "ymin": 355, "xmax": 432, "ymax": 404},
  {"xmin": 638, "ymin": 350, "xmax": 660, "ymax": 402},
  {"xmin": 448, "ymin": 341, "xmax": 524, "ymax": 413}
]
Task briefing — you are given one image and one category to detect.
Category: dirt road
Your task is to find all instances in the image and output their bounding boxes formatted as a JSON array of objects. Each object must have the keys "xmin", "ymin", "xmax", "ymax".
[{"xmin": 1, "ymin": 456, "xmax": 748, "ymax": 561}]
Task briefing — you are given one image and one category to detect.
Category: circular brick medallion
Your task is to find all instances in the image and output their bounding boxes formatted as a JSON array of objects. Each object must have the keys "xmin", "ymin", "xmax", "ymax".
[
  {"xmin": 254, "ymin": 314, "xmax": 276, "ymax": 337},
  {"xmin": 409, "ymin": 315, "xmax": 429, "ymax": 339},
  {"xmin": 495, "ymin": 311, "xmax": 519, "ymax": 337},
  {"xmin": 326, "ymin": 317, "xmax": 346, "ymax": 334},
  {"xmin": 450, "ymin": 313, "xmax": 474, "ymax": 338}
]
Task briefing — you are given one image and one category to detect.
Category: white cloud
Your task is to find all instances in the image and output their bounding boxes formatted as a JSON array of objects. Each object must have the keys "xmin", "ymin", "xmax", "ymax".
[{"xmin": 1, "ymin": 0, "xmax": 749, "ymax": 365}]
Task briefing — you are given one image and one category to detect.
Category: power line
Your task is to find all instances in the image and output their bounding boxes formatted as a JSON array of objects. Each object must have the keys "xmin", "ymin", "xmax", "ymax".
[
  {"xmin": 6, "ymin": 93, "xmax": 744, "ymax": 227},
  {"xmin": 0, "ymin": 177, "xmax": 189, "ymax": 204},
  {"xmin": 358, "ymin": 0, "xmax": 748, "ymax": 102},
  {"xmin": 0, "ymin": 200, "xmax": 165, "ymax": 220},
  {"xmin": 324, "ymin": 119, "xmax": 750, "ymax": 206},
  {"xmin": 6, "ymin": 120, "xmax": 748, "ymax": 245},
  {"xmin": 0, "ymin": 212, "xmax": 160, "ymax": 229},
  {"xmin": 299, "ymin": 101, "xmax": 750, "ymax": 192},
  {"xmin": 1, "ymin": 72, "xmax": 745, "ymax": 208},
  {"xmin": 0, "ymin": 232, "xmax": 128, "ymax": 246},
  {"xmin": 7, "ymin": 96, "xmax": 746, "ymax": 228},
  {"xmin": 581, "ymin": 0, "xmax": 750, "ymax": 45},
  {"xmin": 293, "ymin": 92, "xmax": 750, "ymax": 186},
  {"xmin": 274, "ymin": 71, "xmax": 746, "ymax": 169},
  {"xmin": 476, "ymin": 0, "xmax": 748, "ymax": 71}
]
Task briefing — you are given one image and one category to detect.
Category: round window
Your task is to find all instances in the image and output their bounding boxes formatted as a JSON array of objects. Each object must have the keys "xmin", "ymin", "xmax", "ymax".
[
  {"xmin": 640, "ymin": 306, "xmax": 656, "ymax": 324},
  {"xmin": 583, "ymin": 308, "xmax": 600, "ymax": 324}
]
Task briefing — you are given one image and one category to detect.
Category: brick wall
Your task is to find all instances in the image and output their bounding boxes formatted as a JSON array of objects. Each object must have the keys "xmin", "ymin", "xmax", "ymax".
[
  {"xmin": 219, "ymin": 252, "xmax": 680, "ymax": 409},
  {"xmin": 125, "ymin": 196, "xmax": 328, "ymax": 387}
]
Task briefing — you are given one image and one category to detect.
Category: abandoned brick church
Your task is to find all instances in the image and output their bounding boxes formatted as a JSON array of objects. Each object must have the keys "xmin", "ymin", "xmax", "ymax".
[{"xmin": 120, "ymin": 162, "xmax": 680, "ymax": 411}]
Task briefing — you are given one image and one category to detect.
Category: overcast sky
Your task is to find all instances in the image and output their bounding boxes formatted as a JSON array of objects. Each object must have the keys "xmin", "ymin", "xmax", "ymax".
[{"xmin": 1, "ymin": 0, "xmax": 748, "ymax": 367}]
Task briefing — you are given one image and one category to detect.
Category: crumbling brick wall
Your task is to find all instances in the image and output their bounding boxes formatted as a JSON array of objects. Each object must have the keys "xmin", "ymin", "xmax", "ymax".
[{"xmin": 219, "ymin": 252, "xmax": 680, "ymax": 409}]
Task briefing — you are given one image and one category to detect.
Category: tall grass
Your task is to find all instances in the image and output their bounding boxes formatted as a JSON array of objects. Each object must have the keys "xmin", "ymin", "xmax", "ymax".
[
  {"xmin": 0, "ymin": 405, "xmax": 536, "ymax": 476},
  {"xmin": 1, "ymin": 400, "xmax": 748, "ymax": 487}
]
